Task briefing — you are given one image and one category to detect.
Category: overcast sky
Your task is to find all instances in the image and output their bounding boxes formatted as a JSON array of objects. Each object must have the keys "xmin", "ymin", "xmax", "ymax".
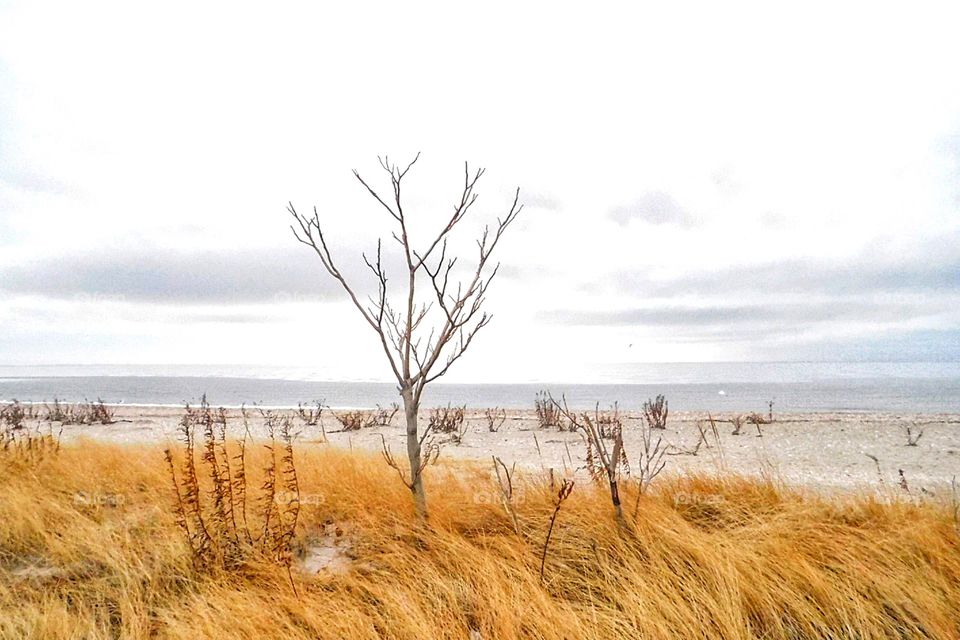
[{"xmin": 1, "ymin": 1, "xmax": 958, "ymax": 382}]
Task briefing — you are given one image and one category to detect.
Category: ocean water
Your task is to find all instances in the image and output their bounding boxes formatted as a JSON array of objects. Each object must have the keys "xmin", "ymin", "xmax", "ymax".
[{"xmin": 0, "ymin": 363, "xmax": 958, "ymax": 412}]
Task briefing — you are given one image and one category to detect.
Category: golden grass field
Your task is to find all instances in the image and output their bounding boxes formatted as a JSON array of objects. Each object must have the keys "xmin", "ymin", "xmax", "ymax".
[{"xmin": 2, "ymin": 433, "xmax": 960, "ymax": 639}]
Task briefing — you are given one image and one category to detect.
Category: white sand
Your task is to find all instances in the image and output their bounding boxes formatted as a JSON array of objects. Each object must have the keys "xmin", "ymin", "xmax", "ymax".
[{"xmin": 44, "ymin": 405, "xmax": 960, "ymax": 495}]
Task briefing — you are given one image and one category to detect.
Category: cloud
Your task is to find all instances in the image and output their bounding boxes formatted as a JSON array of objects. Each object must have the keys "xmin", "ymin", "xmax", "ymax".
[
  {"xmin": 0, "ymin": 247, "xmax": 385, "ymax": 304},
  {"xmin": 538, "ymin": 300, "xmax": 947, "ymax": 330},
  {"xmin": 782, "ymin": 328, "xmax": 960, "ymax": 362},
  {"xmin": 612, "ymin": 237, "xmax": 960, "ymax": 299},
  {"xmin": 609, "ymin": 191, "xmax": 699, "ymax": 227}
]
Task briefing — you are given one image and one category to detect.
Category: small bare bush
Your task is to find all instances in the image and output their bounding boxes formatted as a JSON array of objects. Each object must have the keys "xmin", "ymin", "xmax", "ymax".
[
  {"xmin": 333, "ymin": 402, "xmax": 400, "ymax": 431},
  {"xmin": 0, "ymin": 400, "xmax": 26, "ymax": 430},
  {"xmin": 40, "ymin": 398, "xmax": 114, "ymax": 425},
  {"xmin": 642, "ymin": 395, "xmax": 668, "ymax": 430},
  {"xmin": 484, "ymin": 407, "xmax": 507, "ymax": 433},
  {"xmin": 90, "ymin": 398, "xmax": 115, "ymax": 425},
  {"xmin": 334, "ymin": 404, "xmax": 397, "ymax": 431},
  {"xmin": 636, "ymin": 422, "xmax": 667, "ymax": 496},
  {"xmin": 296, "ymin": 401, "xmax": 324, "ymax": 426},
  {"xmin": 373, "ymin": 403, "xmax": 399, "ymax": 427},
  {"xmin": 595, "ymin": 403, "xmax": 622, "ymax": 440},
  {"xmin": 535, "ymin": 391, "xmax": 562, "ymax": 429},
  {"xmin": 428, "ymin": 404, "xmax": 466, "ymax": 434},
  {"xmin": 334, "ymin": 410, "xmax": 370, "ymax": 431},
  {"xmin": 42, "ymin": 398, "xmax": 70, "ymax": 423},
  {"xmin": 552, "ymin": 396, "xmax": 629, "ymax": 525}
]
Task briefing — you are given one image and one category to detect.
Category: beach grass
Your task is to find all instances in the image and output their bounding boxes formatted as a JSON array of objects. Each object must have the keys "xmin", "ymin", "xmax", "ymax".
[{"xmin": 1, "ymin": 439, "xmax": 959, "ymax": 639}]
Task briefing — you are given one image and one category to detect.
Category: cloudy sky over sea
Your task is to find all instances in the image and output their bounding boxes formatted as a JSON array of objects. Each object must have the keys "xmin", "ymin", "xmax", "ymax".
[{"xmin": 1, "ymin": 2, "xmax": 958, "ymax": 382}]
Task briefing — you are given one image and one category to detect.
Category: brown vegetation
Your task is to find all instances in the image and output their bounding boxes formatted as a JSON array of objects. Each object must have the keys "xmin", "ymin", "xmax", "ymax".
[
  {"xmin": 2, "ymin": 436, "xmax": 960, "ymax": 639},
  {"xmin": 296, "ymin": 400, "xmax": 324, "ymax": 426},
  {"xmin": 534, "ymin": 390, "xmax": 563, "ymax": 429},
  {"xmin": 642, "ymin": 394, "xmax": 669, "ymax": 430},
  {"xmin": 39, "ymin": 398, "xmax": 116, "ymax": 425},
  {"xmin": 0, "ymin": 400, "xmax": 28, "ymax": 430},
  {"xmin": 162, "ymin": 400, "xmax": 300, "ymax": 590},
  {"xmin": 333, "ymin": 404, "xmax": 398, "ymax": 432},
  {"xmin": 428, "ymin": 404, "xmax": 466, "ymax": 436},
  {"xmin": 484, "ymin": 407, "xmax": 507, "ymax": 433}
]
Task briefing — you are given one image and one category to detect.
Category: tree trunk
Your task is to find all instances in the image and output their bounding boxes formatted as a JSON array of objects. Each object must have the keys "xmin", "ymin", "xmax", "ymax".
[
  {"xmin": 609, "ymin": 478, "xmax": 624, "ymax": 525},
  {"xmin": 401, "ymin": 387, "xmax": 428, "ymax": 518}
]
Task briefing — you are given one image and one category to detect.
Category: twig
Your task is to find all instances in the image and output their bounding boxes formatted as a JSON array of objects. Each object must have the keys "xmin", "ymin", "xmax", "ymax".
[{"xmin": 540, "ymin": 479, "xmax": 574, "ymax": 583}]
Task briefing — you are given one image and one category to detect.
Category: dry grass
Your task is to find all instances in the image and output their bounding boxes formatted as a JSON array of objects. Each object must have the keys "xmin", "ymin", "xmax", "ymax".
[{"xmin": 2, "ymin": 439, "xmax": 960, "ymax": 639}]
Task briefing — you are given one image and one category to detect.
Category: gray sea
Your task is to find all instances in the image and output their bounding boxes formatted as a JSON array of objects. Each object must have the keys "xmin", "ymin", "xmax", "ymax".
[{"xmin": 1, "ymin": 362, "xmax": 958, "ymax": 413}]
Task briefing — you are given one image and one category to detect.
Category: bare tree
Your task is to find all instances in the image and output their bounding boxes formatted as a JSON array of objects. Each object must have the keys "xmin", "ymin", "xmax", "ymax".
[
  {"xmin": 288, "ymin": 155, "xmax": 522, "ymax": 517},
  {"xmin": 551, "ymin": 396, "xmax": 629, "ymax": 527}
]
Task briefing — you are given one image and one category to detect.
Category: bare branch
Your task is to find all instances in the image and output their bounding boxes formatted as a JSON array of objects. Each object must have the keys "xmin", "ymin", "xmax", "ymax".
[{"xmin": 287, "ymin": 203, "xmax": 403, "ymax": 382}]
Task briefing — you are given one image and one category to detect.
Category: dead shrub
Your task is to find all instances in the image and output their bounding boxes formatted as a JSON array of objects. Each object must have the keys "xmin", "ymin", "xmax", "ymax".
[
  {"xmin": 0, "ymin": 400, "xmax": 27, "ymax": 430},
  {"xmin": 535, "ymin": 391, "xmax": 563, "ymax": 429},
  {"xmin": 164, "ymin": 398, "xmax": 301, "ymax": 590},
  {"xmin": 553, "ymin": 396, "xmax": 629, "ymax": 525},
  {"xmin": 642, "ymin": 395, "xmax": 668, "ymax": 430},
  {"xmin": 296, "ymin": 401, "xmax": 324, "ymax": 426},
  {"xmin": 41, "ymin": 398, "xmax": 71, "ymax": 423},
  {"xmin": 40, "ymin": 398, "xmax": 115, "ymax": 425},
  {"xmin": 334, "ymin": 410, "xmax": 369, "ymax": 431},
  {"xmin": 373, "ymin": 403, "xmax": 399, "ymax": 426},
  {"xmin": 635, "ymin": 420, "xmax": 667, "ymax": 498},
  {"xmin": 428, "ymin": 404, "xmax": 466, "ymax": 435},
  {"xmin": 333, "ymin": 403, "xmax": 398, "ymax": 431},
  {"xmin": 89, "ymin": 399, "xmax": 115, "ymax": 425},
  {"xmin": 484, "ymin": 407, "xmax": 507, "ymax": 433},
  {"xmin": 595, "ymin": 403, "xmax": 622, "ymax": 440}
]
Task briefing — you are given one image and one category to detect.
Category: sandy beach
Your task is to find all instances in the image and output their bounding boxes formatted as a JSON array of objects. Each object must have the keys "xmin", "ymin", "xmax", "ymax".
[{"xmin": 48, "ymin": 405, "xmax": 960, "ymax": 494}]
